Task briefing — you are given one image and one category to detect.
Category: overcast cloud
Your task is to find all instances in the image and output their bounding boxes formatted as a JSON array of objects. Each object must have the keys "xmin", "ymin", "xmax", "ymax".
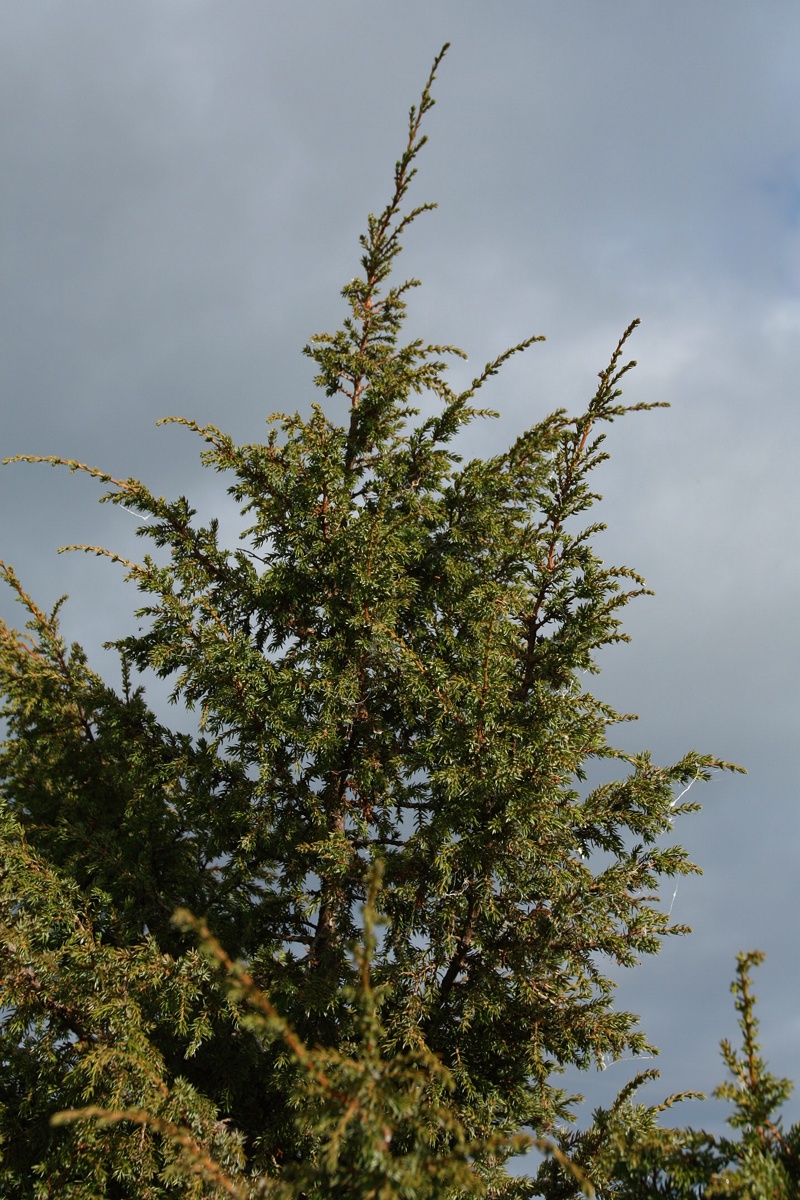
[{"xmin": 2, "ymin": 1, "xmax": 799, "ymax": 1140}]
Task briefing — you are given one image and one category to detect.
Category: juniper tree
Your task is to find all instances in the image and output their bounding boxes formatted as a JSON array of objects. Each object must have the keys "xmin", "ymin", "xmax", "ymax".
[{"xmin": 0, "ymin": 46, "xmax": 745, "ymax": 1197}]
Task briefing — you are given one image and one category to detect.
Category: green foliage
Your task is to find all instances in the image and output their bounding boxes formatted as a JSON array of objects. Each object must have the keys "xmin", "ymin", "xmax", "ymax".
[
  {"xmin": 1, "ymin": 44, "xmax": 785, "ymax": 1199},
  {"xmin": 534, "ymin": 953, "xmax": 799, "ymax": 1198},
  {"xmin": 704, "ymin": 951, "xmax": 799, "ymax": 1198}
]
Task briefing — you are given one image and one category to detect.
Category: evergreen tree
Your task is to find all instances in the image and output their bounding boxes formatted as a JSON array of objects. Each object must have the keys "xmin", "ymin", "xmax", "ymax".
[{"xmin": 1, "ymin": 46, "xmax": 774, "ymax": 1198}]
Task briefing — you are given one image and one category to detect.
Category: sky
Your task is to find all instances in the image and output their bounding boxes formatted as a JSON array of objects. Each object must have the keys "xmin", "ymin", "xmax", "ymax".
[{"xmin": 2, "ymin": 0, "xmax": 799, "ymax": 1145}]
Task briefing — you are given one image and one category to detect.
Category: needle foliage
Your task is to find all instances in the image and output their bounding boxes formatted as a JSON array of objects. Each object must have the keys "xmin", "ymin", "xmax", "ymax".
[{"xmin": 1, "ymin": 46, "xmax": 792, "ymax": 1199}]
